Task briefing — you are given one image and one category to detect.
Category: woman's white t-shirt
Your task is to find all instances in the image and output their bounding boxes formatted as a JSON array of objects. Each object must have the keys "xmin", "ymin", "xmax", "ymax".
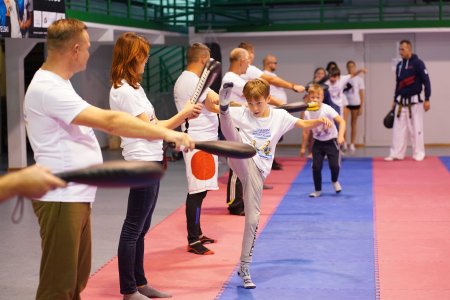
[
  {"xmin": 229, "ymin": 107, "xmax": 297, "ymax": 178},
  {"xmin": 343, "ymin": 76, "xmax": 365, "ymax": 106},
  {"xmin": 326, "ymin": 74, "xmax": 352, "ymax": 108},
  {"xmin": 24, "ymin": 69, "xmax": 103, "ymax": 202},
  {"xmin": 109, "ymin": 81, "xmax": 163, "ymax": 161},
  {"xmin": 173, "ymin": 71, "xmax": 218, "ymax": 141},
  {"xmin": 304, "ymin": 104, "xmax": 339, "ymax": 141}
]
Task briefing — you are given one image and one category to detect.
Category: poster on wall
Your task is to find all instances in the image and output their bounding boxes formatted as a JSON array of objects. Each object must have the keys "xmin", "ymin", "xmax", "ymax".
[{"xmin": 0, "ymin": 0, "xmax": 65, "ymax": 38}]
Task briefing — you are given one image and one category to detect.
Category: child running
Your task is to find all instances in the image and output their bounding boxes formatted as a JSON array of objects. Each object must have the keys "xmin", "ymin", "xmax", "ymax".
[
  {"xmin": 218, "ymin": 78, "xmax": 332, "ymax": 289},
  {"xmin": 303, "ymin": 84, "xmax": 346, "ymax": 198}
]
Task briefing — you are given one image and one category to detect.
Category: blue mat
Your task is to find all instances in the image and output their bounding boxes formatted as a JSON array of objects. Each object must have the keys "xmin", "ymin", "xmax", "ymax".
[
  {"xmin": 218, "ymin": 158, "xmax": 376, "ymax": 300},
  {"xmin": 440, "ymin": 156, "xmax": 450, "ymax": 172}
]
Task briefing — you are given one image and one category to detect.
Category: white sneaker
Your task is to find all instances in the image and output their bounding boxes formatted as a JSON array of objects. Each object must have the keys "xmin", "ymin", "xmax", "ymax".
[
  {"xmin": 332, "ymin": 181, "xmax": 342, "ymax": 193},
  {"xmin": 384, "ymin": 156, "xmax": 403, "ymax": 161},
  {"xmin": 237, "ymin": 262, "xmax": 256, "ymax": 289},
  {"xmin": 413, "ymin": 155, "xmax": 425, "ymax": 162},
  {"xmin": 349, "ymin": 144, "xmax": 356, "ymax": 152},
  {"xmin": 309, "ymin": 191, "xmax": 321, "ymax": 198}
]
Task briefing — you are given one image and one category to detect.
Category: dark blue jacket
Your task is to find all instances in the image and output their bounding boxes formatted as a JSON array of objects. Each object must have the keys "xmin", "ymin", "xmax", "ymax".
[{"xmin": 395, "ymin": 54, "xmax": 431, "ymax": 102}]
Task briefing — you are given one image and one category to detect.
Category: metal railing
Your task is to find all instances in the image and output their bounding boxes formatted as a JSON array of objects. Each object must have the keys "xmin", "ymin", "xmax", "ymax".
[
  {"xmin": 65, "ymin": 0, "xmax": 450, "ymax": 33},
  {"xmin": 143, "ymin": 45, "xmax": 186, "ymax": 93},
  {"xmin": 194, "ymin": 0, "xmax": 450, "ymax": 32}
]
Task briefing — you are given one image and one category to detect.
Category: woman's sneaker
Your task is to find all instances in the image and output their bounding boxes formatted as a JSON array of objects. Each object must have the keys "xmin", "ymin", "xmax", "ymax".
[
  {"xmin": 237, "ymin": 262, "xmax": 256, "ymax": 289},
  {"xmin": 332, "ymin": 181, "xmax": 342, "ymax": 193},
  {"xmin": 309, "ymin": 191, "xmax": 321, "ymax": 198}
]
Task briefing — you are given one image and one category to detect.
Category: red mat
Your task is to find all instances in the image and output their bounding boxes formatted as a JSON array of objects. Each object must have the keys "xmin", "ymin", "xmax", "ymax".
[
  {"xmin": 374, "ymin": 157, "xmax": 450, "ymax": 300},
  {"xmin": 82, "ymin": 157, "xmax": 306, "ymax": 299}
]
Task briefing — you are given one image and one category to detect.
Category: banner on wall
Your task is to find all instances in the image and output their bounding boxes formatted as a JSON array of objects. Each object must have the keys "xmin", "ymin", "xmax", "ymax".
[{"xmin": 0, "ymin": 0, "xmax": 65, "ymax": 38}]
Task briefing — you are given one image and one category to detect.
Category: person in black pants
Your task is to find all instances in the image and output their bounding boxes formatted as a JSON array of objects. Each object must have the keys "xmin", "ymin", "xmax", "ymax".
[{"xmin": 302, "ymin": 84, "xmax": 346, "ymax": 198}]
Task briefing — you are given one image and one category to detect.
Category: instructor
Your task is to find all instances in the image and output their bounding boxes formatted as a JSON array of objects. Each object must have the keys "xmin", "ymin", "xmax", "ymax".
[{"xmin": 385, "ymin": 39, "xmax": 431, "ymax": 162}]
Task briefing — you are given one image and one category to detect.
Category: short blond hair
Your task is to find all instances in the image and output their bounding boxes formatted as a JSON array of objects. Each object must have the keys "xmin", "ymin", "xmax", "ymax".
[
  {"xmin": 307, "ymin": 84, "xmax": 324, "ymax": 97},
  {"xmin": 243, "ymin": 78, "xmax": 270, "ymax": 101},
  {"xmin": 187, "ymin": 43, "xmax": 210, "ymax": 64},
  {"xmin": 47, "ymin": 18, "xmax": 87, "ymax": 52},
  {"xmin": 229, "ymin": 48, "xmax": 247, "ymax": 64}
]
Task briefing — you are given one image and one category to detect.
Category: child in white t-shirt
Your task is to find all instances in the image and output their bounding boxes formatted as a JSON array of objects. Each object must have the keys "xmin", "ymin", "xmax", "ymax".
[
  {"xmin": 219, "ymin": 78, "xmax": 332, "ymax": 289},
  {"xmin": 326, "ymin": 66, "xmax": 367, "ymax": 117},
  {"xmin": 303, "ymin": 84, "xmax": 346, "ymax": 198},
  {"xmin": 343, "ymin": 60, "xmax": 366, "ymax": 152}
]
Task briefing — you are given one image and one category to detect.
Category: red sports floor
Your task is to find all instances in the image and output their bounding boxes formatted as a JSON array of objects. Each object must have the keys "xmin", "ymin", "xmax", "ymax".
[
  {"xmin": 82, "ymin": 158, "xmax": 306, "ymax": 300},
  {"xmin": 374, "ymin": 157, "xmax": 450, "ymax": 300},
  {"xmin": 82, "ymin": 157, "xmax": 450, "ymax": 300}
]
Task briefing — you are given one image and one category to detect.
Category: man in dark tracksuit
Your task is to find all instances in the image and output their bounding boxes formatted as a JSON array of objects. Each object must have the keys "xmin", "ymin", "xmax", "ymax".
[{"xmin": 385, "ymin": 39, "xmax": 431, "ymax": 162}]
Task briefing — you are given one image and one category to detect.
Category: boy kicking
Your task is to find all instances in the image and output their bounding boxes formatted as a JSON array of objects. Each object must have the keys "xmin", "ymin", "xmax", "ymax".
[
  {"xmin": 303, "ymin": 84, "xmax": 346, "ymax": 198},
  {"xmin": 219, "ymin": 79, "xmax": 332, "ymax": 288}
]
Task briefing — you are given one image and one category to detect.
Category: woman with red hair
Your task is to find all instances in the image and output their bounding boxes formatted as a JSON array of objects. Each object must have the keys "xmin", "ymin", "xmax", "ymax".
[{"xmin": 109, "ymin": 32, "xmax": 202, "ymax": 300}]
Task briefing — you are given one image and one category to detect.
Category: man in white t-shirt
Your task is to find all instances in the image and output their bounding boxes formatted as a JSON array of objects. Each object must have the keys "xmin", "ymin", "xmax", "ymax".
[
  {"xmin": 239, "ymin": 42, "xmax": 305, "ymax": 94},
  {"xmin": 23, "ymin": 19, "xmax": 194, "ymax": 300},
  {"xmin": 174, "ymin": 43, "xmax": 221, "ymax": 255},
  {"xmin": 263, "ymin": 53, "xmax": 287, "ymax": 170},
  {"xmin": 263, "ymin": 54, "xmax": 287, "ymax": 104},
  {"xmin": 220, "ymin": 48, "xmax": 251, "ymax": 216}
]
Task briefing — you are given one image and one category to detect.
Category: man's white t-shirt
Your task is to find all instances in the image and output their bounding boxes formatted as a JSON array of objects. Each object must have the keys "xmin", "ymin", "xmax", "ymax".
[
  {"xmin": 110, "ymin": 81, "xmax": 163, "ymax": 161},
  {"xmin": 24, "ymin": 69, "xmax": 103, "ymax": 202},
  {"xmin": 304, "ymin": 103, "xmax": 338, "ymax": 141},
  {"xmin": 221, "ymin": 71, "xmax": 247, "ymax": 105},
  {"xmin": 173, "ymin": 71, "xmax": 218, "ymax": 141},
  {"xmin": 241, "ymin": 64, "xmax": 264, "ymax": 82},
  {"xmin": 263, "ymin": 70, "xmax": 287, "ymax": 104},
  {"xmin": 326, "ymin": 74, "xmax": 352, "ymax": 109},
  {"xmin": 228, "ymin": 107, "xmax": 297, "ymax": 178},
  {"xmin": 343, "ymin": 76, "xmax": 365, "ymax": 106}
]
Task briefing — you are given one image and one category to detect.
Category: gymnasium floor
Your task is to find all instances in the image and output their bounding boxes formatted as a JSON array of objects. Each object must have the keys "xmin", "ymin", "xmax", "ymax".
[{"xmin": 0, "ymin": 146, "xmax": 449, "ymax": 300}]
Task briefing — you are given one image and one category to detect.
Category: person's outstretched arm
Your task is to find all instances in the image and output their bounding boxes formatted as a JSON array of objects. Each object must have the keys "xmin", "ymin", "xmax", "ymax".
[
  {"xmin": 260, "ymin": 73, "xmax": 305, "ymax": 93},
  {"xmin": 72, "ymin": 106, "xmax": 195, "ymax": 150},
  {"xmin": 0, "ymin": 165, "xmax": 66, "ymax": 202},
  {"xmin": 295, "ymin": 117, "xmax": 333, "ymax": 130}
]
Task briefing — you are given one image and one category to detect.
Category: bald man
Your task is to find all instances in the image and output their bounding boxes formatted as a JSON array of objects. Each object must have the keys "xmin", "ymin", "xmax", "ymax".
[
  {"xmin": 221, "ymin": 48, "xmax": 250, "ymax": 216},
  {"xmin": 263, "ymin": 54, "xmax": 287, "ymax": 104},
  {"xmin": 239, "ymin": 42, "xmax": 305, "ymax": 94},
  {"xmin": 263, "ymin": 53, "xmax": 287, "ymax": 170}
]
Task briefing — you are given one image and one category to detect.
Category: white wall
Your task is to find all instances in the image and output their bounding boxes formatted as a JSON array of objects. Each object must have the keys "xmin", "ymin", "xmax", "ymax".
[
  {"xmin": 71, "ymin": 43, "xmax": 114, "ymax": 147},
  {"xmin": 60, "ymin": 31, "xmax": 450, "ymax": 148},
  {"xmin": 214, "ymin": 32, "xmax": 450, "ymax": 146}
]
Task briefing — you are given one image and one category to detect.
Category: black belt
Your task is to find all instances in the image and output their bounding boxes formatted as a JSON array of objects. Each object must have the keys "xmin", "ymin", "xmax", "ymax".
[{"xmin": 396, "ymin": 95, "xmax": 421, "ymax": 118}]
